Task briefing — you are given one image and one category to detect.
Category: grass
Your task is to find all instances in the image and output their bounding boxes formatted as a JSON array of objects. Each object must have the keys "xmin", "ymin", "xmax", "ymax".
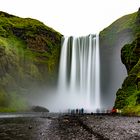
[
  {"xmin": 114, "ymin": 34, "xmax": 140, "ymax": 115},
  {"xmin": 122, "ymin": 105, "xmax": 140, "ymax": 116},
  {"xmin": 100, "ymin": 12, "xmax": 139, "ymax": 47},
  {"xmin": 0, "ymin": 11, "xmax": 62, "ymax": 112}
]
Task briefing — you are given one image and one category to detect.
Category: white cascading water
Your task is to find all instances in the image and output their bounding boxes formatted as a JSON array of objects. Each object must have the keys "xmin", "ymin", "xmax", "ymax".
[{"xmin": 58, "ymin": 34, "xmax": 100, "ymax": 112}]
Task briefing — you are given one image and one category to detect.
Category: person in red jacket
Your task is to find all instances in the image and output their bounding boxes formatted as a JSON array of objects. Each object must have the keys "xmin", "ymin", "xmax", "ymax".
[{"xmin": 111, "ymin": 108, "xmax": 117, "ymax": 113}]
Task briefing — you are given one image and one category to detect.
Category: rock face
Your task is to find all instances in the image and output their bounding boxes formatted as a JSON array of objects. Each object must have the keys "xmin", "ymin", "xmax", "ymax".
[
  {"xmin": 1, "ymin": 9, "xmax": 140, "ymax": 113},
  {"xmin": 0, "ymin": 11, "xmax": 62, "ymax": 112},
  {"xmin": 99, "ymin": 9, "xmax": 140, "ymax": 109},
  {"xmin": 114, "ymin": 8, "xmax": 140, "ymax": 115},
  {"xmin": 114, "ymin": 34, "xmax": 140, "ymax": 115},
  {"xmin": 31, "ymin": 106, "xmax": 49, "ymax": 112}
]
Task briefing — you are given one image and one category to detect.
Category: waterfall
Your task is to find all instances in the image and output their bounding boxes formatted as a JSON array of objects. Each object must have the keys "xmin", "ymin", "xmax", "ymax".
[{"xmin": 58, "ymin": 34, "xmax": 100, "ymax": 112}]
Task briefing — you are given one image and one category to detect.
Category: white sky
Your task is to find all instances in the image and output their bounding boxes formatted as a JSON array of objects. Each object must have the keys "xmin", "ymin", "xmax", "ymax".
[{"xmin": 0, "ymin": 0, "xmax": 139, "ymax": 36}]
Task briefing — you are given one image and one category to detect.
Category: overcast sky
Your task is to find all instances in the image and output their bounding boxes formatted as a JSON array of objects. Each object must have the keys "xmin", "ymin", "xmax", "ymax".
[{"xmin": 0, "ymin": 0, "xmax": 139, "ymax": 36}]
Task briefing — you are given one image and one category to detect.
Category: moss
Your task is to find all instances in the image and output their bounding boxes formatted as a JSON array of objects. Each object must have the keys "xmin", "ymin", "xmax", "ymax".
[
  {"xmin": 112, "ymin": 10, "xmax": 140, "ymax": 115},
  {"xmin": 8, "ymin": 92, "xmax": 28, "ymax": 111},
  {"xmin": 0, "ymin": 11, "xmax": 62, "ymax": 112},
  {"xmin": 100, "ymin": 11, "xmax": 139, "ymax": 47},
  {"xmin": 114, "ymin": 33, "xmax": 140, "ymax": 115},
  {"xmin": 0, "ymin": 74, "xmax": 15, "ymax": 87},
  {"xmin": 122, "ymin": 105, "xmax": 140, "ymax": 116},
  {"xmin": 114, "ymin": 89, "xmax": 128, "ymax": 109},
  {"xmin": 99, "ymin": 9, "xmax": 140, "ymax": 115},
  {"xmin": 0, "ymin": 89, "xmax": 9, "ymax": 107},
  {"xmin": 0, "ymin": 91, "xmax": 28, "ymax": 112},
  {"xmin": 0, "ymin": 11, "xmax": 62, "ymax": 74},
  {"xmin": 121, "ymin": 35, "xmax": 140, "ymax": 73},
  {"xmin": 136, "ymin": 91, "xmax": 140, "ymax": 104},
  {"xmin": 0, "ymin": 80, "xmax": 25, "ymax": 112}
]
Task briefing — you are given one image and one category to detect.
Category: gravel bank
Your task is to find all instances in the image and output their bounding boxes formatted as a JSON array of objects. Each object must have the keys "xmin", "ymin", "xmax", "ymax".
[
  {"xmin": 0, "ymin": 113, "xmax": 140, "ymax": 140},
  {"xmin": 0, "ymin": 113, "xmax": 96, "ymax": 140},
  {"xmin": 80, "ymin": 115, "xmax": 140, "ymax": 140}
]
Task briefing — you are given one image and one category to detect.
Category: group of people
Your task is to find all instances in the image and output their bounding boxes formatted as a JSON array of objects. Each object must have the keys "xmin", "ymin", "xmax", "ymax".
[
  {"xmin": 68, "ymin": 108, "xmax": 84, "ymax": 114},
  {"xmin": 66, "ymin": 108, "xmax": 122, "ymax": 115}
]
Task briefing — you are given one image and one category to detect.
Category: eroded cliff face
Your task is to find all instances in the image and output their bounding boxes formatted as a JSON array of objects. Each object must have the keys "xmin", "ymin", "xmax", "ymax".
[
  {"xmin": 0, "ymin": 11, "xmax": 62, "ymax": 111},
  {"xmin": 114, "ymin": 34, "xmax": 140, "ymax": 115},
  {"xmin": 99, "ymin": 9, "xmax": 140, "ymax": 109},
  {"xmin": 114, "ymin": 9, "xmax": 140, "ymax": 115}
]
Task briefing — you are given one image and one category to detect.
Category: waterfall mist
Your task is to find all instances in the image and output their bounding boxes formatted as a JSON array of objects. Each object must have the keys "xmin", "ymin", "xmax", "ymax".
[
  {"xmin": 56, "ymin": 34, "xmax": 101, "ymax": 112},
  {"xmin": 28, "ymin": 34, "xmax": 101, "ymax": 112}
]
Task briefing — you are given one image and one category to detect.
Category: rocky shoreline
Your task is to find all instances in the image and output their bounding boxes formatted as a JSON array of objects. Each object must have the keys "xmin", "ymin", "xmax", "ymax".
[
  {"xmin": 79, "ymin": 114, "xmax": 140, "ymax": 140},
  {"xmin": 0, "ymin": 113, "xmax": 140, "ymax": 140}
]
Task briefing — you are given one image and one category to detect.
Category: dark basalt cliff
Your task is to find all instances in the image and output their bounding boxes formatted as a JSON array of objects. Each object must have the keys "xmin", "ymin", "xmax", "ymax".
[{"xmin": 0, "ymin": 11, "xmax": 62, "ymax": 111}]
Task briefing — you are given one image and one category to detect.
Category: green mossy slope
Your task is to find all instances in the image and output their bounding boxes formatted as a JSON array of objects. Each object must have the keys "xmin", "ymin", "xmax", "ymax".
[
  {"xmin": 114, "ymin": 9, "xmax": 140, "ymax": 115},
  {"xmin": 99, "ymin": 8, "xmax": 140, "ymax": 109},
  {"xmin": 0, "ymin": 11, "xmax": 62, "ymax": 112},
  {"xmin": 114, "ymin": 34, "xmax": 140, "ymax": 115},
  {"xmin": 100, "ymin": 10, "xmax": 140, "ymax": 47}
]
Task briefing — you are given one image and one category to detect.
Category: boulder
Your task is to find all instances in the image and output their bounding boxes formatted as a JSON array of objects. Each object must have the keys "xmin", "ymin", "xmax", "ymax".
[{"xmin": 31, "ymin": 106, "xmax": 49, "ymax": 112}]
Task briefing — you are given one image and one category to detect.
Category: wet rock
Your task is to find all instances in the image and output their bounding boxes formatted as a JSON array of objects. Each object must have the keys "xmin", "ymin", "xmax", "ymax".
[
  {"xmin": 40, "ymin": 132, "xmax": 44, "ymax": 136},
  {"xmin": 28, "ymin": 125, "xmax": 32, "ymax": 129},
  {"xmin": 30, "ymin": 106, "xmax": 49, "ymax": 112}
]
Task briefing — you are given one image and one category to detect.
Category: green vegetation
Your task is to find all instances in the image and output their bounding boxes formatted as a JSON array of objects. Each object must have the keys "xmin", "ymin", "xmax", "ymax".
[
  {"xmin": 0, "ymin": 91, "xmax": 28, "ymax": 112},
  {"xmin": 1, "ymin": 8, "xmax": 140, "ymax": 113},
  {"xmin": 0, "ymin": 11, "xmax": 62, "ymax": 112},
  {"xmin": 99, "ymin": 8, "xmax": 140, "ymax": 115},
  {"xmin": 114, "ymin": 34, "xmax": 140, "ymax": 115},
  {"xmin": 100, "ymin": 9, "xmax": 140, "ymax": 47}
]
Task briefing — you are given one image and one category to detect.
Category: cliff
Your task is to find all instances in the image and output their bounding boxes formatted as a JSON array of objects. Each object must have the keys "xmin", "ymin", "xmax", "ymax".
[
  {"xmin": 114, "ymin": 34, "xmax": 140, "ymax": 115},
  {"xmin": 99, "ymin": 9, "xmax": 140, "ymax": 109},
  {"xmin": 100, "ymin": 9, "xmax": 138, "ymax": 108},
  {"xmin": 1, "ymin": 9, "xmax": 140, "ymax": 112},
  {"xmin": 0, "ymin": 11, "xmax": 62, "ymax": 111}
]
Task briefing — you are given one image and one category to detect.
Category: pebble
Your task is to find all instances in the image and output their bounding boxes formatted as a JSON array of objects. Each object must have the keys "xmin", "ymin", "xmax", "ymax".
[{"xmin": 28, "ymin": 125, "xmax": 32, "ymax": 129}]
